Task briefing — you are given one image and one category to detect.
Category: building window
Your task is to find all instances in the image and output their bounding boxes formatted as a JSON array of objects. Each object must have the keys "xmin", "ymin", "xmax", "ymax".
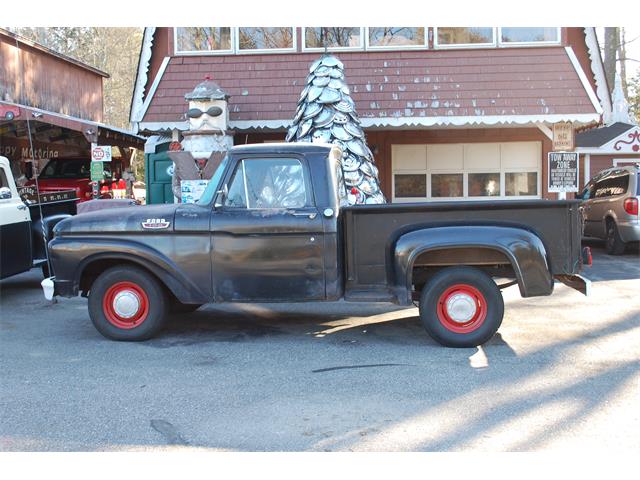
[
  {"xmin": 238, "ymin": 27, "xmax": 295, "ymax": 52},
  {"xmin": 394, "ymin": 174, "xmax": 427, "ymax": 198},
  {"xmin": 505, "ymin": 172, "xmax": 538, "ymax": 196},
  {"xmin": 391, "ymin": 142, "xmax": 541, "ymax": 202},
  {"xmin": 367, "ymin": 27, "xmax": 426, "ymax": 48},
  {"xmin": 435, "ymin": 27, "xmax": 495, "ymax": 47},
  {"xmin": 175, "ymin": 27, "xmax": 233, "ymax": 53},
  {"xmin": 468, "ymin": 172, "xmax": 501, "ymax": 196},
  {"xmin": 432, "ymin": 174, "xmax": 464, "ymax": 198},
  {"xmin": 499, "ymin": 27, "xmax": 560, "ymax": 45},
  {"xmin": 304, "ymin": 27, "xmax": 363, "ymax": 50}
]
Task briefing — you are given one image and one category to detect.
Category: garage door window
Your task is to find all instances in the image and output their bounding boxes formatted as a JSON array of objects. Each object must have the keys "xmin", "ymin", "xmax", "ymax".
[
  {"xmin": 431, "ymin": 174, "xmax": 463, "ymax": 197},
  {"xmin": 392, "ymin": 142, "xmax": 541, "ymax": 202},
  {"xmin": 394, "ymin": 174, "xmax": 426, "ymax": 198},
  {"xmin": 505, "ymin": 172, "xmax": 538, "ymax": 196}
]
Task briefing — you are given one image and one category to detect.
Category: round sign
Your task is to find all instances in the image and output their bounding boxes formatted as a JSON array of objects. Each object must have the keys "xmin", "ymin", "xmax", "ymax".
[{"xmin": 166, "ymin": 164, "xmax": 175, "ymax": 176}]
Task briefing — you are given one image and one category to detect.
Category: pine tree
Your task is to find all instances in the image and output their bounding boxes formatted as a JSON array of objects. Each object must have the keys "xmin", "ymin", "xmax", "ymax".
[{"xmin": 286, "ymin": 54, "xmax": 386, "ymax": 205}]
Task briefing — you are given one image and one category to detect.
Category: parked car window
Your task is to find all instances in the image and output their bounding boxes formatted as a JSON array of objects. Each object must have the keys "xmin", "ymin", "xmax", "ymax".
[
  {"xmin": 593, "ymin": 173, "xmax": 629, "ymax": 198},
  {"xmin": 579, "ymin": 181, "xmax": 595, "ymax": 200}
]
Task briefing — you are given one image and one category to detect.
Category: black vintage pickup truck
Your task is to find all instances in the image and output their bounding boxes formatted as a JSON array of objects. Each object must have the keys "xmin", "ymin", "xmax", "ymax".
[{"xmin": 46, "ymin": 143, "xmax": 589, "ymax": 347}]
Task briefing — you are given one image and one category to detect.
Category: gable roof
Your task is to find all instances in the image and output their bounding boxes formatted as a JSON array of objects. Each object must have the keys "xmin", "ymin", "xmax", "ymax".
[
  {"xmin": 138, "ymin": 47, "xmax": 601, "ymax": 133},
  {"xmin": 576, "ymin": 122, "xmax": 635, "ymax": 147}
]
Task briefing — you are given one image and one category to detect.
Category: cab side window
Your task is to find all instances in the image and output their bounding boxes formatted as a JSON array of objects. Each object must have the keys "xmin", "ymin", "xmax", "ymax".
[
  {"xmin": 224, "ymin": 161, "xmax": 247, "ymax": 207},
  {"xmin": 225, "ymin": 158, "xmax": 308, "ymax": 209}
]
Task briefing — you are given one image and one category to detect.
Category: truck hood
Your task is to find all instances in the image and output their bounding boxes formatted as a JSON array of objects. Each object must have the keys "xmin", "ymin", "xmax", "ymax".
[{"xmin": 54, "ymin": 203, "xmax": 180, "ymax": 236}]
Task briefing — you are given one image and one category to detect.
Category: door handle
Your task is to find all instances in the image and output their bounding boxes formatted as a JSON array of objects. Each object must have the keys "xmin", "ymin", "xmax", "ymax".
[
  {"xmin": 17, "ymin": 204, "xmax": 27, "ymax": 211},
  {"xmin": 291, "ymin": 212, "xmax": 317, "ymax": 219}
]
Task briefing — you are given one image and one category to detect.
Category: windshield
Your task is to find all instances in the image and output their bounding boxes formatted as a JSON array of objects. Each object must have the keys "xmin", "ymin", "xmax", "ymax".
[
  {"xmin": 196, "ymin": 154, "xmax": 230, "ymax": 205},
  {"xmin": 39, "ymin": 159, "xmax": 91, "ymax": 179}
]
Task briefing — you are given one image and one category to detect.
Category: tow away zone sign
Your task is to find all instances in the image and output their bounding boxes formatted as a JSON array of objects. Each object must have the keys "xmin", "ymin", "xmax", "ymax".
[{"xmin": 548, "ymin": 152, "xmax": 579, "ymax": 193}]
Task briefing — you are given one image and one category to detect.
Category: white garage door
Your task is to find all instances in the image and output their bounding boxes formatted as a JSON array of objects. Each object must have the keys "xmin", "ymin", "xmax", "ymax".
[{"xmin": 392, "ymin": 141, "xmax": 542, "ymax": 202}]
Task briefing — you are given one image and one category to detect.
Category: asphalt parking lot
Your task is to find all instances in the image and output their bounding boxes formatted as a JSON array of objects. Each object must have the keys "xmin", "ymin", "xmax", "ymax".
[{"xmin": 1, "ymin": 240, "xmax": 638, "ymax": 452}]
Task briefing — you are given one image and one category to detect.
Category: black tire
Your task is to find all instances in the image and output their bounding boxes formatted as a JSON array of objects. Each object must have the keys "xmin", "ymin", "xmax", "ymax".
[
  {"xmin": 169, "ymin": 300, "xmax": 202, "ymax": 314},
  {"xmin": 605, "ymin": 220, "xmax": 626, "ymax": 255},
  {"xmin": 88, "ymin": 265, "xmax": 168, "ymax": 341},
  {"xmin": 418, "ymin": 266, "xmax": 504, "ymax": 348}
]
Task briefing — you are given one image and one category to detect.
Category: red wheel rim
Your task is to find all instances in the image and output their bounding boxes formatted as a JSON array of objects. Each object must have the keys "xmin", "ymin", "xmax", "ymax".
[
  {"xmin": 102, "ymin": 281, "xmax": 149, "ymax": 329},
  {"xmin": 436, "ymin": 284, "xmax": 487, "ymax": 334}
]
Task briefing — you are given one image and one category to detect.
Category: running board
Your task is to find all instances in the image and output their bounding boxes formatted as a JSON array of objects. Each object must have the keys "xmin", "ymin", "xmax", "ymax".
[{"xmin": 554, "ymin": 274, "xmax": 591, "ymax": 296}]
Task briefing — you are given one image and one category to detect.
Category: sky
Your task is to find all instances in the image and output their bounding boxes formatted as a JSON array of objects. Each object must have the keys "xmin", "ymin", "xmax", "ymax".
[{"xmin": 597, "ymin": 27, "xmax": 640, "ymax": 83}]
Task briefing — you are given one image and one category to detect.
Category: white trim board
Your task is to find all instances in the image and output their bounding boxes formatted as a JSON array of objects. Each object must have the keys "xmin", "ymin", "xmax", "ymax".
[
  {"xmin": 135, "ymin": 57, "xmax": 171, "ymax": 124},
  {"xmin": 584, "ymin": 27, "xmax": 612, "ymax": 122},
  {"xmin": 139, "ymin": 113, "xmax": 602, "ymax": 134},
  {"xmin": 235, "ymin": 114, "xmax": 601, "ymax": 130},
  {"xmin": 130, "ymin": 27, "xmax": 156, "ymax": 127},
  {"xmin": 565, "ymin": 46, "xmax": 603, "ymax": 116}
]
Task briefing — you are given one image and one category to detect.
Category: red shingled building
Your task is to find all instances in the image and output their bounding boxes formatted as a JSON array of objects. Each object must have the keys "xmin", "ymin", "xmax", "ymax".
[{"xmin": 130, "ymin": 27, "xmax": 611, "ymax": 203}]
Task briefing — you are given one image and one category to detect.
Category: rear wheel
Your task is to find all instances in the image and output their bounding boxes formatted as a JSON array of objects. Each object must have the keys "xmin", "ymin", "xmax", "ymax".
[
  {"xmin": 605, "ymin": 220, "xmax": 626, "ymax": 255},
  {"xmin": 88, "ymin": 265, "xmax": 168, "ymax": 341},
  {"xmin": 419, "ymin": 266, "xmax": 504, "ymax": 348}
]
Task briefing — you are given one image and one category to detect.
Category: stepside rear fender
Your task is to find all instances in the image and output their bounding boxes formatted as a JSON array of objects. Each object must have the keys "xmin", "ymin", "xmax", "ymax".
[
  {"xmin": 391, "ymin": 225, "xmax": 553, "ymax": 304},
  {"xmin": 48, "ymin": 237, "xmax": 209, "ymax": 303}
]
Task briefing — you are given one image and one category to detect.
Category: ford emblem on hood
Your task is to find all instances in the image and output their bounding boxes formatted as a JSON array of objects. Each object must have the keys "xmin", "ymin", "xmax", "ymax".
[{"xmin": 142, "ymin": 218, "xmax": 171, "ymax": 229}]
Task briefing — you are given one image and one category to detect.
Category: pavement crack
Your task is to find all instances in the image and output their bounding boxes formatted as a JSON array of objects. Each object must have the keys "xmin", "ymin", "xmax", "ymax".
[
  {"xmin": 311, "ymin": 363, "xmax": 412, "ymax": 373},
  {"xmin": 150, "ymin": 419, "xmax": 189, "ymax": 446}
]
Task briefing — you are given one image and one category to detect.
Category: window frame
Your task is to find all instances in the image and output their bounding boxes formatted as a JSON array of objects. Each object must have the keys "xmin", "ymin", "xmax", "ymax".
[
  {"xmin": 503, "ymin": 170, "xmax": 540, "ymax": 199},
  {"xmin": 174, "ymin": 27, "xmax": 235, "ymax": 56},
  {"xmin": 365, "ymin": 27, "xmax": 428, "ymax": 51},
  {"xmin": 221, "ymin": 156, "xmax": 314, "ymax": 210},
  {"xmin": 434, "ymin": 27, "xmax": 497, "ymax": 50},
  {"xmin": 235, "ymin": 27, "xmax": 297, "ymax": 55},
  {"xmin": 301, "ymin": 27, "xmax": 365, "ymax": 52},
  {"xmin": 392, "ymin": 171, "xmax": 428, "ymax": 200},
  {"xmin": 497, "ymin": 27, "xmax": 561, "ymax": 47}
]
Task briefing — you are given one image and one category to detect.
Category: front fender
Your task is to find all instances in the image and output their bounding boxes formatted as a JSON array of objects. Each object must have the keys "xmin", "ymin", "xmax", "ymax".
[
  {"xmin": 392, "ymin": 226, "xmax": 553, "ymax": 304},
  {"xmin": 48, "ymin": 237, "xmax": 209, "ymax": 303}
]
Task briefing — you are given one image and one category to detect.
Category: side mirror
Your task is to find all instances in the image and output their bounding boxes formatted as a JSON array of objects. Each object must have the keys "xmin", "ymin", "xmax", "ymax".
[
  {"xmin": 0, "ymin": 187, "xmax": 12, "ymax": 200},
  {"xmin": 214, "ymin": 184, "xmax": 228, "ymax": 208}
]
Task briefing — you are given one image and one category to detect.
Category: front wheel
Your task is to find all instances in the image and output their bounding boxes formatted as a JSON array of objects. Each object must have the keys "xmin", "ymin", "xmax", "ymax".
[
  {"xmin": 419, "ymin": 266, "xmax": 504, "ymax": 348},
  {"xmin": 88, "ymin": 265, "xmax": 168, "ymax": 341}
]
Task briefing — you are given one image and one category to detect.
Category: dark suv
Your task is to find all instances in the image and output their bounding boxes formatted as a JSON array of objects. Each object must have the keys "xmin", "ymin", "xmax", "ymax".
[{"xmin": 578, "ymin": 165, "xmax": 640, "ymax": 254}]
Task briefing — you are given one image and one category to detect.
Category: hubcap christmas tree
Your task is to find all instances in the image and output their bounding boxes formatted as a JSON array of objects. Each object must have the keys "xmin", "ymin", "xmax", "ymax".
[{"xmin": 286, "ymin": 55, "xmax": 386, "ymax": 205}]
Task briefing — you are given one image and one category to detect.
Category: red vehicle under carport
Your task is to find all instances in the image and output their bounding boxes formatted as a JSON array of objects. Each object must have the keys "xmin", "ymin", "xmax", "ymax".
[{"xmin": 25, "ymin": 157, "xmax": 124, "ymax": 202}]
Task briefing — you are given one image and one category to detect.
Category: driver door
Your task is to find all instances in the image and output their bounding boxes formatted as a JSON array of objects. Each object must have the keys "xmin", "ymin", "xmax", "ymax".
[{"xmin": 210, "ymin": 155, "xmax": 326, "ymax": 302}]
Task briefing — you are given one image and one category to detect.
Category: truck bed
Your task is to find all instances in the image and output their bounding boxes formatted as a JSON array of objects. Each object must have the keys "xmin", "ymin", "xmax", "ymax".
[{"xmin": 342, "ymin": 200, "xmax": 583, "ymax": 301}]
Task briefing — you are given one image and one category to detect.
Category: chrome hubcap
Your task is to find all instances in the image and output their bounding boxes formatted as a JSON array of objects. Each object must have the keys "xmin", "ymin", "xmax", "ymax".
[
  {"xmin": 445, "ymin": 293, "xmax": 477, "ymax": 323},
  {"xmin": 113, "ymin": 290, "xmax": 141, "ymax": 318}
]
